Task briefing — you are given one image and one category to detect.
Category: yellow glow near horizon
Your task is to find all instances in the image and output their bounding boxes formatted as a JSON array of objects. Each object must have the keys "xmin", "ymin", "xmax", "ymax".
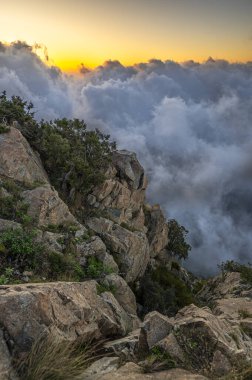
[{"xmin": 1, "ymin": 0, "xmax": 251, "ymax": 72}]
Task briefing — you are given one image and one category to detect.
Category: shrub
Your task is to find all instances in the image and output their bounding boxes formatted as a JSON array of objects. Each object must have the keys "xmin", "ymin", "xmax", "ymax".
[
  {"xmin": 0, "ymin": 228, "xmax": 85, "ymax": 283},
  {"xmin": 37, "ymin": 118, "xmax": 116, "ymax": 203},
  {"xmin": 0, "ymin": 267, "xmax": 14, "ymax": 285},
  {"xmin": 0, "ymin": 228, "xmax": 43, "ymax": 272},
  {"xmin": 46, "ymin": 252, "xmax": 84, "ymax": 281},
  {"xmin": 84, "ymin": 256, "xmax": 113, "ymax": 279},
  {"xmin": 136, "ymin": 265, "xmax": 195, "ymax": 316}
]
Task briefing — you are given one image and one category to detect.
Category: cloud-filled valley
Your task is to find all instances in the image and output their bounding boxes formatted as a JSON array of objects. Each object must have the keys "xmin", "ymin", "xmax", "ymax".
[{"xmin": 1, "ymin": 41, "xmax": 252, "ymax": 275}]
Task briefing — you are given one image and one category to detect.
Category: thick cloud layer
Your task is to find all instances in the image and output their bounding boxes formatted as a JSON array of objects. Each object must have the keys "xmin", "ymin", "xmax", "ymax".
[{"xmin": 1, "ymin": 42, "xmax": 252, "ymax": 275}]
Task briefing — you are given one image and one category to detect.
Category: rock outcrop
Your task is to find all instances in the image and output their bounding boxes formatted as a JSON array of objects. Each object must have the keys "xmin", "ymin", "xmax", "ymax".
[
  {"xmin": 3, "ymin": 125, "xmax": 252, "ymax": 379},
  {"xmin": 90, "ymin": 150, "xmax": 147, "ymax": 232},
  {"xmin": 0, "ymin": 281, "xmax": 135, "ymax": 356},
  {"xmin": 22, "ymin": 184, "xmax": 77, "ymax": 227},
  {"xmin": 0, "ymin": 127, "xmax": 48, "ymax": 185}
]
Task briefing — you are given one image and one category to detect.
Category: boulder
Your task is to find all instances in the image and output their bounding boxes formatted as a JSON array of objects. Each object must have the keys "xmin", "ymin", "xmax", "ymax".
[
  {"xmin": 155, "ymin": 333, "xmax": 185, "ymax": 363},
  {"xmin": 0, "ymin": 281, "xmax": 134, "ymax": 355},
  {"xmin": 103, "ymin": 274, "xmax": 137, "ymax": 315},
  {"xmin": 0, "ymin": 127, "xmax": 48, "ymax": 185},
  {"xmin": 22, "ymin": 185, "xmax": 77, "ymax": 227},
  {"xmin": 142, "ymin": 311, "xmax": 173, "ymax": 349},
  {"xmin": 170, "ymin": 304, "xmax": 252, "ymax": 374},
  {"xmin": 100, "ymin": 224, "xmax": 150, "ymax": 283},
  {"xmin": 104, "ymin": 330, "xmax": 141, "ymax": 361},
  {"xmin": 198, "ymin": 272, "xmax": 251, "ymax": 304},
  {"xmin": 77, "ymin": 236, "xmax": 119, "ymax": 274}
]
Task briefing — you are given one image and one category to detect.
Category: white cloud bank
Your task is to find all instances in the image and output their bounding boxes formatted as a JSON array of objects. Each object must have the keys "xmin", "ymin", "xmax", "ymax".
[{"xmin": 1, "ymin": 42, "xmax": 252, "ymax": 275}]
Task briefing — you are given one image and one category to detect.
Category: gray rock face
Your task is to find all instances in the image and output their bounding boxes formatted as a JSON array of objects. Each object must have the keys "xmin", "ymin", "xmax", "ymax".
[
  {"xmin": 90, "ymin": 150, "xmax": 147, "ymax": 232},
  {"xmin": 77, "ymin": 236, "xmax": 119, "ymax": 274},
  {"xmin": 0, "ymin": 127, "xmax": 48, "ymax": 185},
  {"xmin": 142, "ymin": 311, "xmax": 173, "ymax": 349},
  {"xmin": 103, "ymin": 274, "xmax": 137, "ymax": 315},
  {"xmin": 22, "ymin": 185, "xmax": 77, "ymax": 227},
  {"xmin": 0, "ymin": 281, "xmax": 134, "ymax": 355},
  {"xmin": 112, "ymin": 150, "xmax": 146, "ymax": 190},
  {"xmin": 88, "ymin": 219, "xmax": 150, "ymax": 283}
]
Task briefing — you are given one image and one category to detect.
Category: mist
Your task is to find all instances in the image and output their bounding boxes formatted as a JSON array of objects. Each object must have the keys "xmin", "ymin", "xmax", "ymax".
[{"xmin": 1, "ymin": 41, "xmax": 252, "ymax": 275}]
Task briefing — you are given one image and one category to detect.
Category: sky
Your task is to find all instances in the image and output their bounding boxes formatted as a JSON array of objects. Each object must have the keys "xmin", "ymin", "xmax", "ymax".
[{"xmin": 1, "ymin": 0, "xmax": 252, "ymax": 71}]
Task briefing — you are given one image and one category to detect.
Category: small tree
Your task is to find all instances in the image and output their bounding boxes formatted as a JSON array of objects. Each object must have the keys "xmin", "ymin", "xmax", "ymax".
[{"xmin": 167, "ymin": 219, "xmax": 191, "ymax": 260}]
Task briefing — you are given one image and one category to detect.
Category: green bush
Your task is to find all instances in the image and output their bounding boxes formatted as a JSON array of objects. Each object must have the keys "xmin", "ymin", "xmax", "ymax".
[
  {"xmin": 85, "ymin": 256, "xmax": 113, "ymax": 279},
  {"xmin": 137, "ymin": 265, "xmax": 195, "ymax": 316},
  {"xmin": 47, "ymin": 252, "xmax": 84, "ymax": 281},
  {"xmin": 0, "ymin": 267, "xmax": 14, "ymax": 285},
  {"xmin": 0, "ymin": 228, "xmax": 43, "ymax": 273},
  {"xmin": 0, "ymin": 228, "xmax": 85, "ymax": 283}
]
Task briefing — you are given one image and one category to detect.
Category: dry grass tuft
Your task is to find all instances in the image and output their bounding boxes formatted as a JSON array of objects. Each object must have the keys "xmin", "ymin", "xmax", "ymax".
[{"xmin": 15, "ymin": 331, "xmax": 104, "ymax": 380}]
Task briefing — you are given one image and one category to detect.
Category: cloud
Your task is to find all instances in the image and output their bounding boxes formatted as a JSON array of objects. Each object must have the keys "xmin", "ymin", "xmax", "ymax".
[{"xmin": 1, "ymin": 41, "xmax": 252, "ymax": 275}]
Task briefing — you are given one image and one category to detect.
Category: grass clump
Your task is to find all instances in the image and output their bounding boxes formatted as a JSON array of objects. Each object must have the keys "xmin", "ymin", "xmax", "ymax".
[
  {"xmin": 141, "ymin": 346, "xmax": 176, "ymax": 373},
  {"xmin": 238, "ymin": 309, "xmax": 252, "ymax": 319},
  {"xmin": 16, "ymin": 332, "xmax": 103, "ymax": 380}
]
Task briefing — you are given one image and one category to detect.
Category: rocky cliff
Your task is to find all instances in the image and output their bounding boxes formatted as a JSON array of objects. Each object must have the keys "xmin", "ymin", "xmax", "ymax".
[{"xmin": 1, "ymin": 126, "xmax": 252, "ymax": 380}]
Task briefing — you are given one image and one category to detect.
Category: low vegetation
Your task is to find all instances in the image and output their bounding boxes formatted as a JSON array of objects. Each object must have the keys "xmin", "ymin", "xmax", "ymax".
[
  {"xmin": 141, "ymin": 346, "xmax": 177, "ymax": 373},
  {"xmin": 136, "ymin": 265, "xmax": 195, "ymax": 316},
  {"xmin": 0, "ymin": 227, "xmax": 85, "ymax": 283}
]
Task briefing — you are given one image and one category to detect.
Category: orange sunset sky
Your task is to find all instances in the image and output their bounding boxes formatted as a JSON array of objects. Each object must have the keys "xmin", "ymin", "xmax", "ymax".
[{"xmin": 1, "ymin": 0, "xmax": 252, "ymax": 72}]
